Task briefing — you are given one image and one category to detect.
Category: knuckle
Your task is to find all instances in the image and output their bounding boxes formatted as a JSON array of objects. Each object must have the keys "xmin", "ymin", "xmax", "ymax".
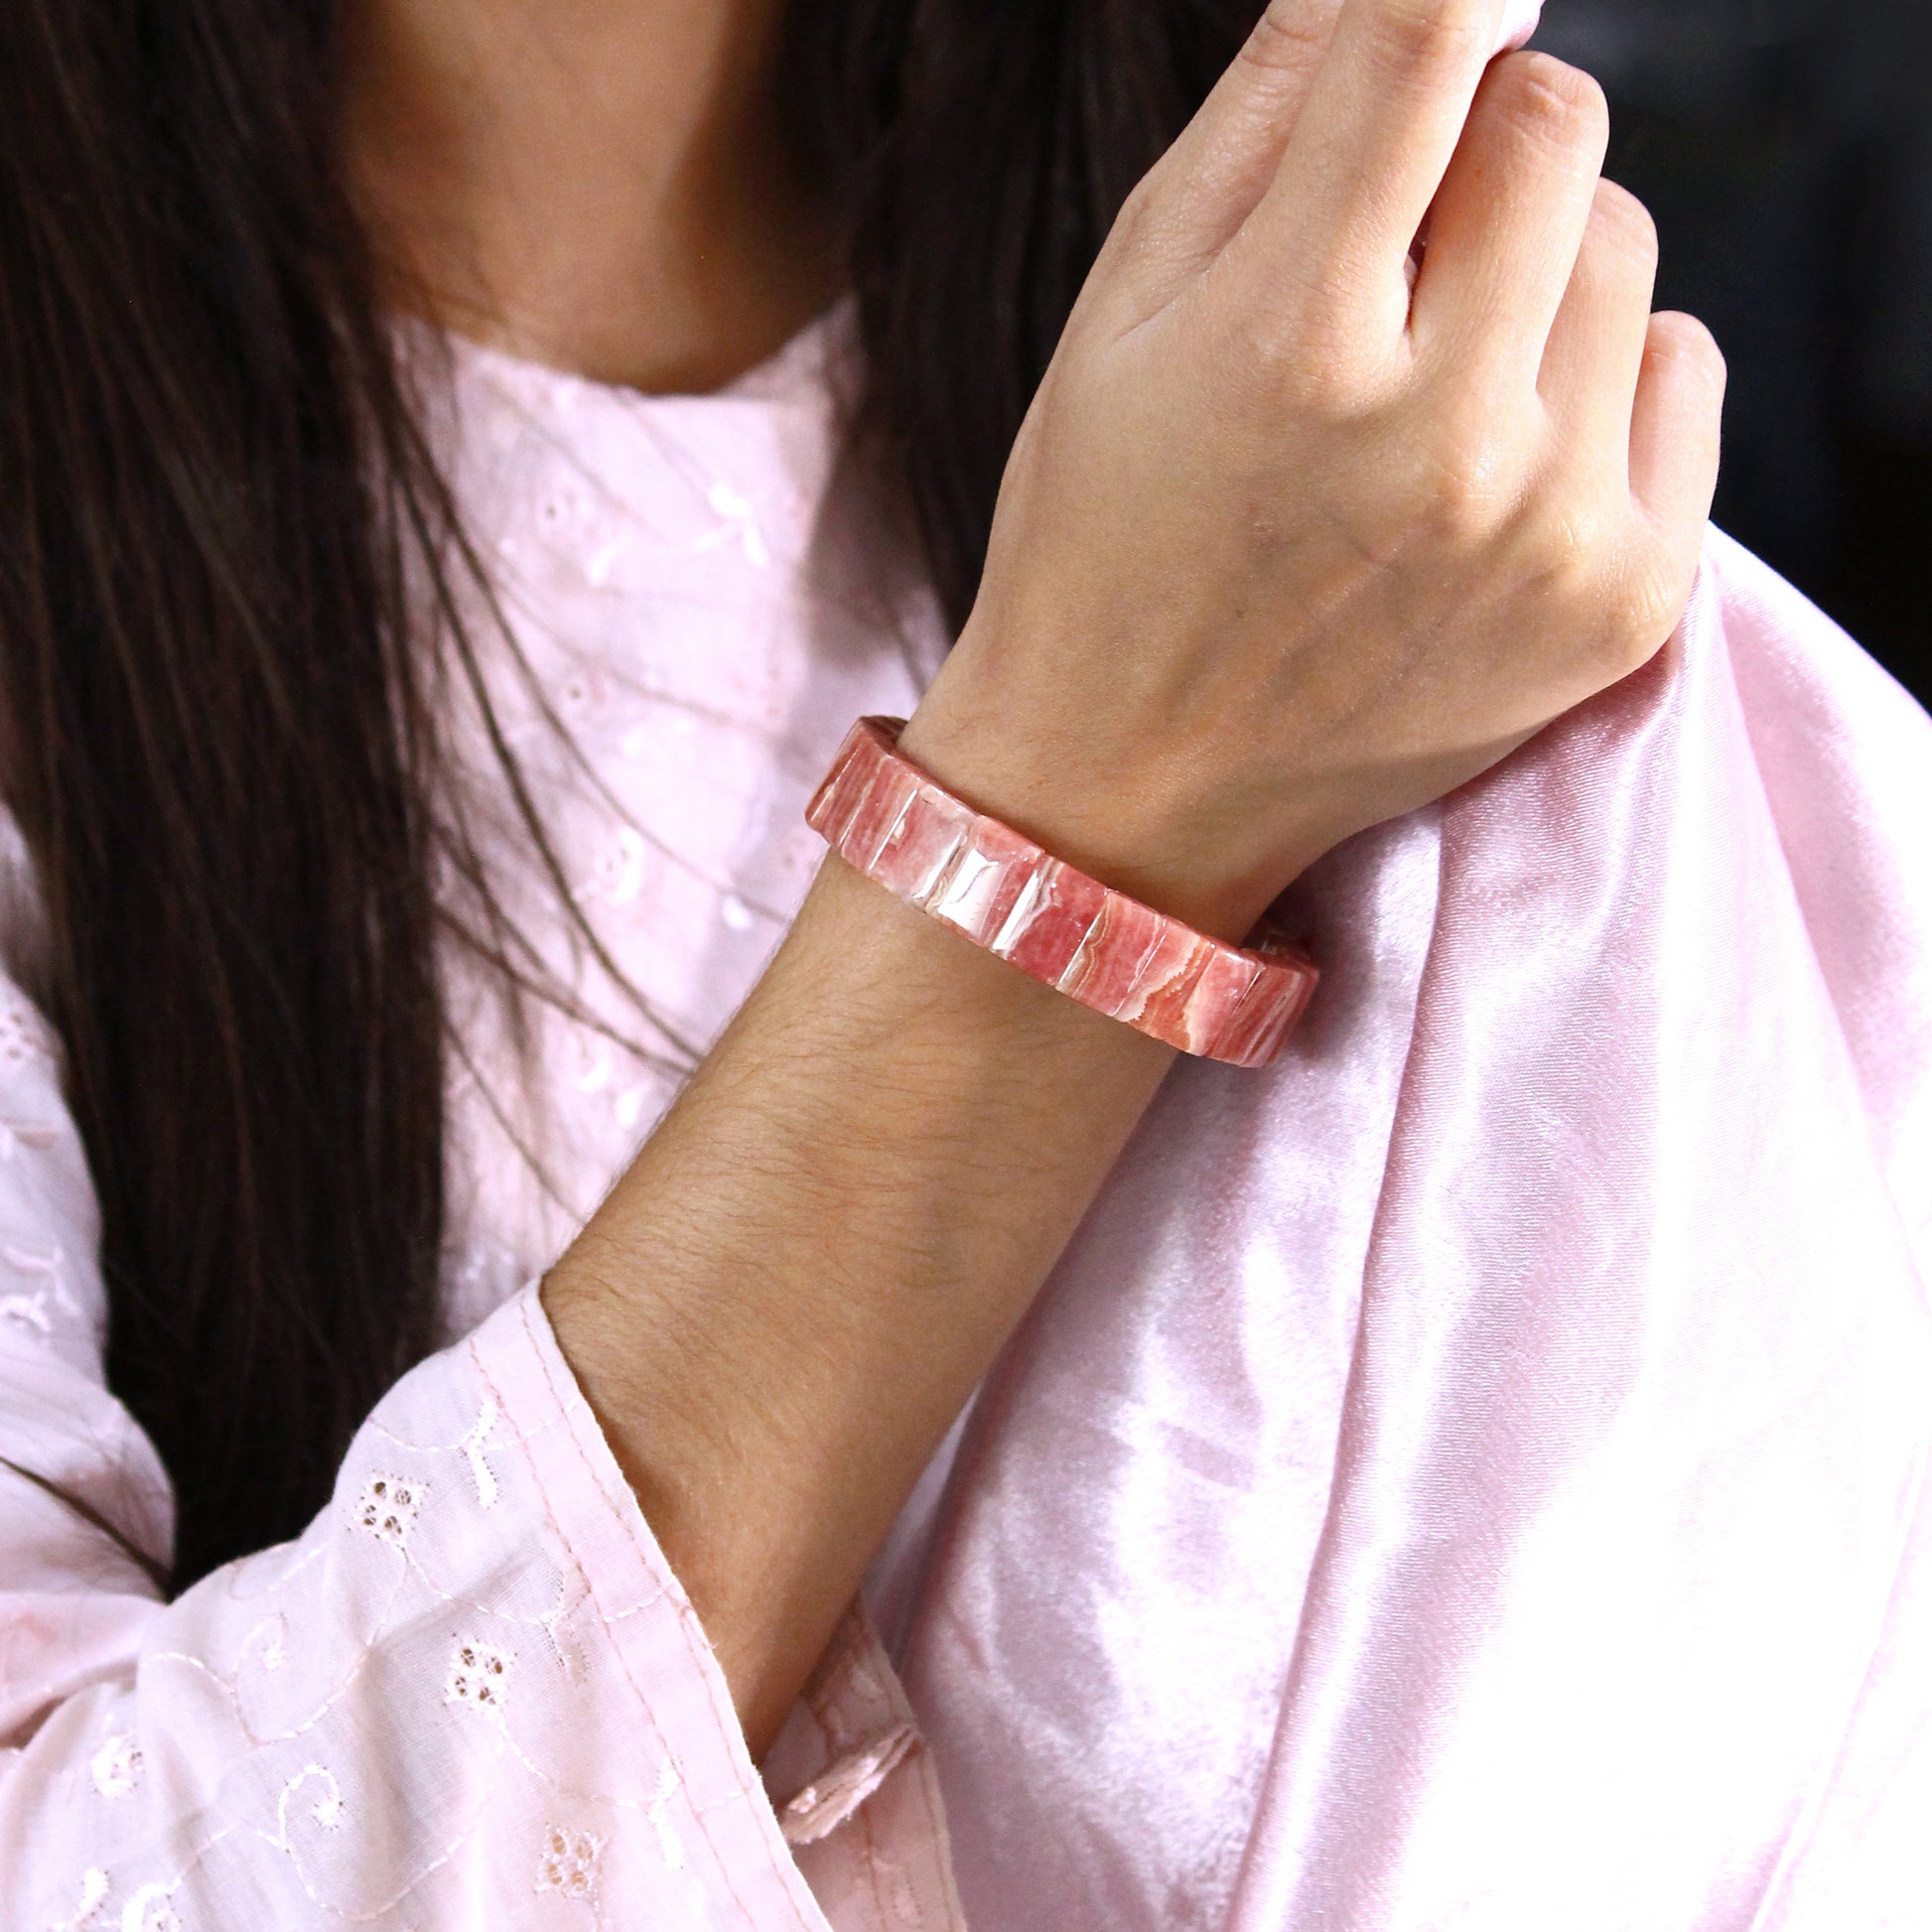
[
  {"xmin": 1363, "ymin": 0, "xmax": 1489, "ymax": 85},
  {"xmin": 1520, "ymin": 489, "xmax": 1633, "ymax": 616},
  {"xmin": 1109, "ymin": 173, "xmax": 1161, "ymax": 249},
  {"xmin": 1553, "ymin": 533, "xmax": 1684, "ymax": 673},
  {"xmin": 1418, "ymin": 441, "xmax": 1517, "ymax": 545},
  {"xmin": 1499, "ymin": 52, "xmax": 1609, "ymax": 156},
  {"xmin": 1244, "ymin": 279, "xmax": 1377, "ymax": 409},
  {"xmin": 1618, "ymin": 547, "xmax": 1696, "ymax": 650},
  {"xmin": 1240, "ymin": 0, "xmax": 1330, "ymax": 75},
  {"xmin": 1256, "ymin": 323, "xmax": 1358, "ymax": 414},
  {"xmin": 1531, "ymin": 499, "xmax": 1614, "ymax": 591}
]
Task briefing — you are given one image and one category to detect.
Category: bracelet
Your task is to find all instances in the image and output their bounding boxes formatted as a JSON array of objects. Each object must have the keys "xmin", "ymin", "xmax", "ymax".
[{"xmin": 805, "ymin": 717, "xmax": 1316, "ymax": 1067}]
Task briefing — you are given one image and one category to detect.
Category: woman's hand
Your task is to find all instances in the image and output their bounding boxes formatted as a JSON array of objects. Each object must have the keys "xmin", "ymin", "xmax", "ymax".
[
  {"xmin": 547, "ymin": 0, "xmax": 1723, "ymax": 1762},
  {"xmin": 902, "ymin": 0, "xmax": 1724, "ymax": 937}
]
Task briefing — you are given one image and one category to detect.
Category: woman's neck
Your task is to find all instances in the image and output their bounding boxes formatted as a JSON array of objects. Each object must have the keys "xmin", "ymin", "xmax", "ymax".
[{"xmin": 342, "ymin": 0, "xmax": 841, "ymax": 394}]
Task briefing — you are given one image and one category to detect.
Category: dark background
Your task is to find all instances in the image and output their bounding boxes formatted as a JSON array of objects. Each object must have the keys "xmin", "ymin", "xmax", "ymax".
[{"xmin": 1531, "ymin": 0, "xmax": 1932, "ymax": 706}]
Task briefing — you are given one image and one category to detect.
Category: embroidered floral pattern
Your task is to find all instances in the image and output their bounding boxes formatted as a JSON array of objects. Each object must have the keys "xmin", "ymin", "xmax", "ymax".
[
  {"xmin": 460, "ymin": 1399, "xmax": 500, "ymax": 1509},
  {"xmin": 534, "ymin": 1826, "xmax": 603, "ymax": 1899},
  {"xmin": 0, "ymin": 1243, "xmax": 78, "ymax": 1344},
  {"xmin": 445, "ymin": 1637, "xmax": 514, "ymax": 1712},
  {"xmin": 119, "ymin": 1884, "xmax": 182, "ymax": 1932},
  {"xmin": 50, "ymin": 1867, "xmax": 108, "ymax": 1932},
  {"xmin": 0, "ymin": 323, "xmax": 960, "ymax": 1932},
  {"xmin": 355, "ymin": 1473, "xmax": 427, "ymax": 1550},
  {"xmin": 89, "ymin": 1734, "xmax": 142, "ymax": 1800}
]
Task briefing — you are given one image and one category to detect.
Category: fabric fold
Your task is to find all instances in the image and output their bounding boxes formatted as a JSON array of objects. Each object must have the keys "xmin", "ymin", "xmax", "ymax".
[
  {"xmin": 900, "ymin": 531, "xmax": 1932, "ymax": 1931},
  {"xmin": 1, "ymin": 1254, "xmax": 951, "ymax": 1928}
]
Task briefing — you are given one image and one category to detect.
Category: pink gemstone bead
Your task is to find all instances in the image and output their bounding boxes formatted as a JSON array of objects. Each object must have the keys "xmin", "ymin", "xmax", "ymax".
[
  {"xmin": 992, "ymin": 861, "xmax": 1106, "ymax": 985},
  {"xmin": 806, "ymin": 718, "xmax": 1317, "ymax": 1067}
]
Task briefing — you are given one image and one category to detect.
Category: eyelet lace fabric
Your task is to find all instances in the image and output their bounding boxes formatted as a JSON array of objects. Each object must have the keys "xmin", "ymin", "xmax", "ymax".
[
  {"xmin": 5, "ymin": 300, "xmax": 1932, "ymax": 1932},
  {"xmin": 0, "ymin": 316, "xmax": 962, "ymax": 1932}
]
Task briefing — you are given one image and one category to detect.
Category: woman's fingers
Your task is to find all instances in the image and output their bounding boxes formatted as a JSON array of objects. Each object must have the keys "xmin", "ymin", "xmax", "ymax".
[
  {"xmin": 1537, "ymin": 179, "xmax": 1659, "ymax": 477},
  {"xmin": 1410, "ymin": 53, "xmax": 1610, "ymax": 394},
  {"xmin": 1244, "ymin": 0, "xmax": 1508, "ymax": 322},
  {"xmin": 1628, "ymin": 311, "xmax": 1725, "ymax": 551}
]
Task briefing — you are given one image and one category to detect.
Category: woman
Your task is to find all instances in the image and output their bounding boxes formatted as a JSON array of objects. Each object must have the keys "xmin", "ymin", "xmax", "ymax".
[{"xmin": 1, "ymin": 0, "xmax": 1927, "ymax": 1927}]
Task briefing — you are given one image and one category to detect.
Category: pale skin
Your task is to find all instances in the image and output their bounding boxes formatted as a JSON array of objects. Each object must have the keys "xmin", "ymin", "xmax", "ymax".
[{"xmin": 346, "ymin": 0, "xmax": 1725, "ymax": 1759}]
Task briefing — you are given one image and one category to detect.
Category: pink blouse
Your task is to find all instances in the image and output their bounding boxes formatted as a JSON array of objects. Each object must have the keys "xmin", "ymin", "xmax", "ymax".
[{"xmin": 5, "ymin": 301, "xmax": 1932, "ymax": 1928}]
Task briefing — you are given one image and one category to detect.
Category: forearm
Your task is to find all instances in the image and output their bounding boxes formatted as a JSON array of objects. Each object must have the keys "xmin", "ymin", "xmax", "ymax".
[
  {"xmin": 542, "ymin": 0, "xmax": 1725, "ymax": 1768},
  {"xmin": 543, "ymin": 856, "xmax": 1173, "ymax": 1756}
]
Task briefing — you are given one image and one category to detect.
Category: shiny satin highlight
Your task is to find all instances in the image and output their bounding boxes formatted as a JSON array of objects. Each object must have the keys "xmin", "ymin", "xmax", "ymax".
[{"xmin": 873, "ymin": 531, "xmax": 1932, "ymax": 1930}]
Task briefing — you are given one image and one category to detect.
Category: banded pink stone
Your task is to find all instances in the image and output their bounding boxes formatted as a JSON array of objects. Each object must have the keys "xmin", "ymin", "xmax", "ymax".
[
  {"xmin": 807, "ymin": 721, "xmax": 892, "ymax": 853},
  {"xmin": 928, "ymin": 818, "xmax": 1037, "ymax": 946},
  {"xmin": 1058, "ymin": 895, "xmax": 1167, "ymax": 1012},
  {"xmin": 872, "ymin": 781, "xmax": 975, "ymax": 906},
  {"xmin": 802, "ymin": 736, "xmax": 853, "ymax": 836},
  {"xmin": 1113, "ymin": 923, "xmax": 1215, "ymax": 1035},
  {"xmin": 1211, "ymin": 953, "xmax": 1315, "ymax": 1067},
  {"xmin": 991, "ymin": 860, "xmax": 1106, "ymax": 984},
  {"xmin": 834, "ymin": 758, "xmax": 915, "ymax": 872},
  {"xmin": 807, "ymin": 717, "xmax": 1316, "ymax": 1067},
  {"xmin": 1173, "ymin": 946, "xmax": 1265, "ymax": 1057}
]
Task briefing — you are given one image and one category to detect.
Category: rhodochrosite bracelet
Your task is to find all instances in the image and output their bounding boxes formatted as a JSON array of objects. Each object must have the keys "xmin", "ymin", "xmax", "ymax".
[{"xmin": 806, "ymin": 717, "xmax": 1317, "ymax": 1067}]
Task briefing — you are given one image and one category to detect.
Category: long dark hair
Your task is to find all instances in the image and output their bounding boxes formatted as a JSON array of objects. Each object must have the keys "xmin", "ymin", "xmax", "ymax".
[{"xmin": 0, "ymin": 0, "xmax": 1259, "ymax": 1587}]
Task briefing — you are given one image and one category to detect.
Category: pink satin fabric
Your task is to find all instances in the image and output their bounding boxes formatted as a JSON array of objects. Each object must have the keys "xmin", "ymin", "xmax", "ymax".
[
  {"xmin": 880, "ymin": 530, "xmax": 1932, "ymax": 1928},
  {"xmin": 8, "ymin": 10, "xmax": 1932, "ymax": 1906}
]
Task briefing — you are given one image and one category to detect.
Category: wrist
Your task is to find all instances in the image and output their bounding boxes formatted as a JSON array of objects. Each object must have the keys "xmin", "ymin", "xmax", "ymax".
[
  {"xmin": 815, "ymin": 714, "xmax": 1316, "ymax": 1066},
  {"xmin": 797, "ymin": 851, "xmax": 1179, "ymax": 1067},
  {"xmin": 897, "ymin": 680, "xmax": 1312, "ymax": 945}
]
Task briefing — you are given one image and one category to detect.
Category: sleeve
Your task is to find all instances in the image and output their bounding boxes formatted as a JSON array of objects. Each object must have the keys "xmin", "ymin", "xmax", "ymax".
[{"xmin": 0, "ymin": 972, "xmax": 961, "ymax": 1931}]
